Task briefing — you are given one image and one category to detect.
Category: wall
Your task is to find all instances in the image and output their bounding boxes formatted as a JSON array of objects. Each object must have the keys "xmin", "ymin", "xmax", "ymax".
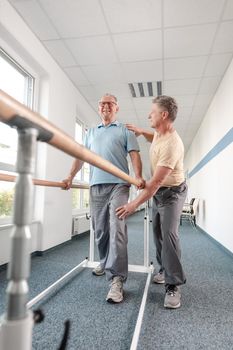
[
  {"xmin": 184, "ymin": 58, "xmax": 233, "ymax": 253},
  {"xmin": 0, "ymin": 0, "xmax": 97, "ymax": 263}
]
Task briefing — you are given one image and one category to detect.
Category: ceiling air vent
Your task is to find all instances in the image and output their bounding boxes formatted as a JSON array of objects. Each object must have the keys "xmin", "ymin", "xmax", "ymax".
[{"xmin": 128, "ymin": 81, "xmax": 162, "ymax": 98}]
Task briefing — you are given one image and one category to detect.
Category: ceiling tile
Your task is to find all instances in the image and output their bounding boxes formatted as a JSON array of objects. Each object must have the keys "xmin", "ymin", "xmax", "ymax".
[
  {"xmin": 82, "ymin": 64, "xmax": 125, "ymax": 84},
  {"xmin": 65, "ymin": 36, "xmax": 117, "ymax": 65},
  {"xmin": 177, "ymin": 107, "xmax": 193, "ymax": 119},
  {"xmin": 39, "ymin": 0, "xmax": 108, "ymax": 37},
  {"xmin": 164, "ymin": 56, "xmax": 208, "ymax": 79},
  {"xmin": 173, "ymin": 120, "xmax": 188, "ymax": 131},
  {"xmin": 222, "ymin": 0, "xmax": 233, "ymax": 20},
  {"xmin": 43, "ymin": 40, "xmax": 76, "ymax": 66},
  {"xmin": 117, "ymin": 110, "xmax": 137, "ymax": 120},
  {"xmin": 77, "ymin": 85, "xmax": 99, "ymax": 101},
  {"xmin": 189, "ymin": 114, "xmax": 205, "ymax": 124},
  {"xmin": 188, "ymin": 114, "xmax": 204, "ymax": 126},
  {"xmin": 199, "ymin": 76, "xmax": 222, "ymax": 94},
  {"xmin": 113, "ymin": 30, "xmax": 162, "ymax": 62},
  {"xmin": 195, "ymin": 94, "xmax": 213, "ymax": 106},
  {"xmin": 7, "ymin": 0, "xmax": 233, "ymax": 155},
  {"xmin": 183, "ymin": 127, "xmax": 198, "ymax": 138},
  {"xmin": 117, "ymin": 98, "xmax": 135, "ymax": 111},
  {"xmin": 191, "ymin": 104, "xmax": 208, "ymax": 117},
  {"xmin": 93, "ymin": 83, "xmax": 131, "ymax": 99},
  {"xmin": 133, "ymin": 97, "xmax": 154, "ymax": 110},
  {"xmin": 212, "ymin": 21, "xmax": 233, "ymax": 53},
  {"xmin": 164, "ymin": 0, "xmax": 225, "ymax": 27},
  {"xmin": 88, "ymin": 100, "xmax": 99, "ymax": 111},
  {"xmin": 204, "ymin": 53, "xmax": 233, "ymax": 76},
  {"xmin": 164, "ymin": 79, "xmax": 201, "ymax": 95},
  {"xmin": 9, "ymin": 0, "xmax": 59, "ymax": 40},
  {"xmin": 186, "ymin": 121, "xmax": 202, "ymax": 130},
  {"xmin": 64, "ymin": 67, "xmax": 90, "ymax": 86},
  {"xmin": 122, "ymin": 60, "xmax": 163, "ymax": 82},
  {"xmin": 173, "ymin": 95, "xmax": 196, "ymax": 107},
  {"xmin": 164, "ymin": 24, "xmax": 218, "ymax": 58},
  {"xmin": 101, "ymin": 0, "xmax": 161, "ymax": 33},
  {"xmin": 135, "ymin": 109, "xmax": 151, "ymax": 119}
]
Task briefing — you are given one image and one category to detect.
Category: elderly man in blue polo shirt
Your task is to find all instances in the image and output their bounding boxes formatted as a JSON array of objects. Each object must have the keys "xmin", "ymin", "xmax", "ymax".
[{"xmin": 63, "ymin": 93, "xmax": 144, "ymax": 303}]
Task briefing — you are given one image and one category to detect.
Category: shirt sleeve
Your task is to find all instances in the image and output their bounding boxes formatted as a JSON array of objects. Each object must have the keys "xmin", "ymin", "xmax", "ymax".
[
  {"xmin": 84, "ymin": 129, "xmax": 90, "ymax": 149},
  {"xmin": 125, "ymin": 129, "xmax": 140, "ymax": 152}
]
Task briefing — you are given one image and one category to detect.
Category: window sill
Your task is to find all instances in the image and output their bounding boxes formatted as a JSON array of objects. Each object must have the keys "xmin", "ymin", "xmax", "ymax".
[{"xmin": 0, "ymin": 220, "xmax": 40, "ymax": 231}]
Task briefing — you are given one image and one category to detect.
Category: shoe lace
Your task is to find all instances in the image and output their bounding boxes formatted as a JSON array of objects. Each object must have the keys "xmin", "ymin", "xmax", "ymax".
[
  {"xmin": 166, "ymin": 286, "xmax": 177, "ymax": 296},
  {"xmin": 167, "ymin": 289, "xmax": 176, "ymax": 296},
  {"xmin": 110, "ymin": 278, "xmax": 122, "ymax": 291}
]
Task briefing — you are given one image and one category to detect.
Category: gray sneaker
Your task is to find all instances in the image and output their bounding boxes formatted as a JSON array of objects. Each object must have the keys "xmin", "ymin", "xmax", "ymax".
[
  {"xmin": 164, "ymin": 285, "xmax": 181, "ymax": 309},
  {"xmin": 106, "ymin": 276, "xmax": 123, "ymax": 303},
  {"xmin": 92, "ymin": 264, "xmax": 105, "ymax": 276},
  {"xmin": 153, "ymin": 271, "xmax": 165, "ymax": 284}
]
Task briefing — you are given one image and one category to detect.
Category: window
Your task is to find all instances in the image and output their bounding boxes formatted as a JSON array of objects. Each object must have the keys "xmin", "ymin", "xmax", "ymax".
[
  {"xmin": 0, "ymin": 48, "xmax": 34, "ymax": 222},
  {"xmin": 82, "ymin": 162, "xmax": 90, "ymax": 208},
  {"xmin": 72, "ymin": 120, "xmax": 90, "ymax": 211}
]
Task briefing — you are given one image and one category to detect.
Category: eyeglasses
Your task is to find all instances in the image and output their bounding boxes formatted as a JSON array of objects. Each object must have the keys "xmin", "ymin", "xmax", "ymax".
[{"xmin": 98, "ymin": 101, "xmax": 117, "ymax": 107}]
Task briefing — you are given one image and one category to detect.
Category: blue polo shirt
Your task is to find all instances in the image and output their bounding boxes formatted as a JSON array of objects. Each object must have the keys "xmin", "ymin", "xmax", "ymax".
[{"xmin": 84, "ymin": 121, "xmax": 140, "ymax": 186}]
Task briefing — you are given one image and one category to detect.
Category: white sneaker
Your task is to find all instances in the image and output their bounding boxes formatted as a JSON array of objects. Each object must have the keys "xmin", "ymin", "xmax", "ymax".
[
  {"xmin": 152, "ymin": 271, "xmax": 165, "ymax": 284},
  {"xmin": 164, "ymin": 285, "xmax": 181, "ymax": 309},
  {"xmin": 92, "ymin": 264, "xmax": 105, "ymax": 276},
  {"xmin": 106, "ymin": 276, "xmax": 123, "ymax": 303}
]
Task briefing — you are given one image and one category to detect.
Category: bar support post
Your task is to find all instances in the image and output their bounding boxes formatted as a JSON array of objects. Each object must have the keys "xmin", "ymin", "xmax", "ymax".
[{"xmin": 0, "ymin": 128, "xmax": 37, "ymax": 350}]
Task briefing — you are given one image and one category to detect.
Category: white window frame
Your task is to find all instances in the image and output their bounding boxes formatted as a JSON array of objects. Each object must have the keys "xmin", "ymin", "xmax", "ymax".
[
  {"xmin": 0, "ymin": 46, "xmax": 38, "ymax": 225},
  {"xmin": 72, "ymin": 119, "xmax": 90, "ymax": 214}
]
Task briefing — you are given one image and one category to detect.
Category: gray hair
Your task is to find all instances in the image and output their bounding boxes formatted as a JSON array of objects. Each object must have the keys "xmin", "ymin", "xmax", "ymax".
[
  {"xmin": 102, "ymin": 93, "xmax": 118, "ymax": 103},
  {"xmin": 152, "ymin": 95, "xmax": 178, "ymax": 121}
]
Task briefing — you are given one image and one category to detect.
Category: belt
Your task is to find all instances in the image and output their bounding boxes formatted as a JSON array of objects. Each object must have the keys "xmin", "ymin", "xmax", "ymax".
[
  {"xmin": 158, "ymin": 181, "xmax": 186, "ymax": 192},
  {"xmin": 158, "ymin": 186, "xmax": 170, "ymax": 191}
]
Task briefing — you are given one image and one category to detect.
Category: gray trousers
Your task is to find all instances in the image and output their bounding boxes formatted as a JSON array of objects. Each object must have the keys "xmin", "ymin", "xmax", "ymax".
[
  {"xmin": 152, "ymin": 182, "xmax": 188, "ymax": 286},
  {"xmin": 90, "ymin": 184, "xmax": 129, "ymax": 281}
]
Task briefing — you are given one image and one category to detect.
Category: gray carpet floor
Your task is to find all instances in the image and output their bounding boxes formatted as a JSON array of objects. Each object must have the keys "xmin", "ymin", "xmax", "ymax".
[{"xmin": 0, "ymin": 211, "xmax": 233, "ymax": 349}]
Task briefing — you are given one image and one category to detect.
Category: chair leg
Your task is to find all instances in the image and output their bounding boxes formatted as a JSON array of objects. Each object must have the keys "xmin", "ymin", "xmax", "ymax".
[{"xmin": 193, "ymin": 216, "xmax": 196, "ymax": 226}]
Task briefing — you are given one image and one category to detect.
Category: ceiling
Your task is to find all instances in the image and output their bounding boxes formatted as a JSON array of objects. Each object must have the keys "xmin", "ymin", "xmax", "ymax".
[{"xmin": 8, "ymin": 0, "xmax": 233, "ymax": 177}]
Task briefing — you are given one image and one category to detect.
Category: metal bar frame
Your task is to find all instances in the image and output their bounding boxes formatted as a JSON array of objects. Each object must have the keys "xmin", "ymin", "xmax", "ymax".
[
  {"xmin": 15, "ymin": 199, "xmax": 152, "ymax": 350},
  {"xmin": 130, "ymin": 264, "xmax": 154, "ymax": 350},
  {"xmin": 0, "ymin": 128, "xmax": 37, "ymax": 350},
  {"xmin": 27, "ymin": 258, "xmax": 88, "ymax": 309},
  {"xmin": 0, "ymin": 167, "xmax": 152, "ymax": 350},
  {"xmin": 86, "ymin": 201, "xmax": 153, "ymax": 349},
  {"xmin": 0, "ymin": 90, "xmax": 154, "ymax": 349}
]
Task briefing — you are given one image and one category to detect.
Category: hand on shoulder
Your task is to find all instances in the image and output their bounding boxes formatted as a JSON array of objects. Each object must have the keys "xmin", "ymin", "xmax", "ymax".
[{"xmin": 125, "ymin": 124, "xmax": 142, "ymax": 137}]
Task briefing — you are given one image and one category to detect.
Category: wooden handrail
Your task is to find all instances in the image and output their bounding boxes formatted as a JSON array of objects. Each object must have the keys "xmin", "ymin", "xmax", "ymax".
[
  {"xmin": 0, "ymin": 89, "xmax": 141, "ymax": 187},
  {"xmin": 0, "ymin": 173, "xmax": 89, "ymax": 189}
]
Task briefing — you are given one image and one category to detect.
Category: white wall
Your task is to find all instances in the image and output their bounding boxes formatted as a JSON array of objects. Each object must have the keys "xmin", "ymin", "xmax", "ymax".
[
  {"xmin": 0, "ymin": 222, "xmax": 40, "ymax": 265},
  {"xmin": 184, "ymin": 58, "xmax": 233, "ymax": 253},
  {"xmin": 0, "ymin": 0, "xmax": 97, "ymax": 263}
]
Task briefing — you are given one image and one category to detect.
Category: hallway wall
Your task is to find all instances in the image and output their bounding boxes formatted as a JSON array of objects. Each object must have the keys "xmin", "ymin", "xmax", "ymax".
[
  {"xmin": 0, "ymin": 0, "xmax": 96, "ymax": 264},
  {"xmin": 184, "ymin": 58, "xmax": 233, "ymax": 253}
]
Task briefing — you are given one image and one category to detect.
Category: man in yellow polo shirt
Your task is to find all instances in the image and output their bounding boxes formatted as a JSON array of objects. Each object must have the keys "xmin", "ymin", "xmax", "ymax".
[{"xmin": 116, "ymin": 95, "xmax": 187, "ymax": 309}]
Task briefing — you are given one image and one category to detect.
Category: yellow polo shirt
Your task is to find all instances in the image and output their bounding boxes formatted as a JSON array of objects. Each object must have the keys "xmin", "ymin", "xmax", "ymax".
[{"xmin": 149, "ymin": 130, "xmax": 185, "ymax": 187}]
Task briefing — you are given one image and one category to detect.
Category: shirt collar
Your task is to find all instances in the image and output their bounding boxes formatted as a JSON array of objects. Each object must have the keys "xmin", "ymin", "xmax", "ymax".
[{"xmin": 97, "ymin": 120, "xmax": 120, "ymax": 128}]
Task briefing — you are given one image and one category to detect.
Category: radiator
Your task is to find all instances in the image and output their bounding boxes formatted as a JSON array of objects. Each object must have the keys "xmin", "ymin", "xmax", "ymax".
[{"xmin": 72, "ymin": 214, "xmax": 90, "ymax": 236}]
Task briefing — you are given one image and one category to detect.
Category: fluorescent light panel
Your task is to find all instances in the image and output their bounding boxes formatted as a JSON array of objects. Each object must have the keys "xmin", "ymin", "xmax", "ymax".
[{"xmin": 128, "ymin": 81, "xmax": 162, "ymax": 98}]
